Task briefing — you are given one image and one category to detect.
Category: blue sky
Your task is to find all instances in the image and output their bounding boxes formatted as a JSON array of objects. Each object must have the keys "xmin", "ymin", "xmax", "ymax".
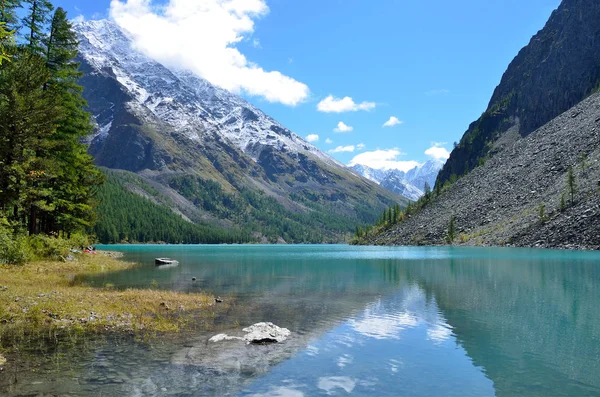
[{"xmin": 59, "ymin": 0, "xmax": 560, "ymax": 170}]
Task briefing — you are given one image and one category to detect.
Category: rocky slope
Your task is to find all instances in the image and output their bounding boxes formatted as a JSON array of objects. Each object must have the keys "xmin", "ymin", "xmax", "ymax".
[
  {"xmin": 361, "ymin": 91, "xmax": 600, "ymax": 249},
  {"xmin": 438, "ymin": 0, "xmax": 600, "ymax": 187},
  {"xmin": 350, "ymin": 159, "xmax": 443, "ymax": 201},
  {"xmin": 74, "ymin": 20, "xmax": 406, "ymax": 243}
]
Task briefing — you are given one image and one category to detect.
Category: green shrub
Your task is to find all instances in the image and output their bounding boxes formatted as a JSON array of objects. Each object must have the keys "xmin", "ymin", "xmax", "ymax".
[
  {"xmin": 0, "ymin": 218, "xmax": 31, "ymax": 265},
  {"xmin": 27, "ymin": 234, "xmax": 72, "ymax": 260}
]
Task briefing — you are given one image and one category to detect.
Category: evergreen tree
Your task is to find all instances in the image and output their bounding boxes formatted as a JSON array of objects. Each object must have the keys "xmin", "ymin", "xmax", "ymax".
[
  {"xmin": 538, "ymin": 203, "xmax": 546, "ymax": 223},
  {"xmin": 40, "ymin": 7, "xmax": 103, "ymax": 235},
  {"xmin": 0, "ymin": 0, "xmax": 20, "ymax": 29},
  {"xmin": 0, "ymin": 3, "xmax": 104, "ymax": 237},
  {"xmin": 567, "ymin": 166, "xmax": 576, "ymax": 205},
  {"xmin": 424, "ymin": 182, "xmax": 431, "ymax": 202},
  {"xmin": 0, "ymin": 0, "xmax": 19, "ymax": 64},
  {"xmin": 0, "ymin": 53, "xmax": 61, "ymax": 227},
  {"xmin": 446, "ymin": 215, "xmax": 456, "ymax": 243},
  {"xmin": 21, "ymin": 0, "xmax": 53, "ymax": 54},
  {"xmin": 434, "ymin": 182, "xmax": 441, "ymax": 198}
]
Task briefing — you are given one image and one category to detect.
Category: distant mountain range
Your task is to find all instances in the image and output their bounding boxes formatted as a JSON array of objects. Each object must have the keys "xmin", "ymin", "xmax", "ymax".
[
  {"xmin": 74, "ymin": 20, "xmax": 407, "ymax": 243},
  {"xmin": 350, "ymin": 160, "xmax": 444, "ymax": 201}
]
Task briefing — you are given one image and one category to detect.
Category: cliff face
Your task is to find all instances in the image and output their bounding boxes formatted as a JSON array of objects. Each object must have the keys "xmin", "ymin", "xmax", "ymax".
[{"xmin": 438, "ymin": 0, "xmax": 600, "ymax": 187}]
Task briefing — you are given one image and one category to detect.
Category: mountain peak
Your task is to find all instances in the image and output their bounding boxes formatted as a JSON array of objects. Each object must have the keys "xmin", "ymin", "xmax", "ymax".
[
  {"xmin": 75, "ymin": 20, "xmax": 342, "ymax": 167},
  {"xmin": 350, "ymin": 160, "xmax": 443, "ymax": 200}
]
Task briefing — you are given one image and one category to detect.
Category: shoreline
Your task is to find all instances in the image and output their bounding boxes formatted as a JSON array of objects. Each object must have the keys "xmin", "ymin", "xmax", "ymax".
[{"xmin": 0, "ymin": 251, "xmax": 225, "ymax": 354}]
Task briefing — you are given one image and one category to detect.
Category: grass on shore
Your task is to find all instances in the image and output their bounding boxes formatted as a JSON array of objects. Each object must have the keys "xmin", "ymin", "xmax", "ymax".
[{"xmin": 0, "ymin": 252, "xmax": 221, "ymax": 349}]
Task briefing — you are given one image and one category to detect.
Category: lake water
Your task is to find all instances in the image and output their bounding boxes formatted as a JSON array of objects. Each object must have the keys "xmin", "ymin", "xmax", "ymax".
[{"xmin": 2, "ymin": 245, "xmax": 600, "ymax": 396}]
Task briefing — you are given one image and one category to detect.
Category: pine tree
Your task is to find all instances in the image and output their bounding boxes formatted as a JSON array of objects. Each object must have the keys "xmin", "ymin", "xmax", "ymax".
[
  {"xmin": 0, "ymin": 53, "xmax": 61, "ymax": 228},
  {"xmin": 538, "ymin": 203, "xmax": 546, "ymax": 223},
  {"xmin": 22, "ymin": 0, "xmax": 54, "ymax": 55},
  {"xmin": 0, "ymin": 0, "xmax": 19, "ymax": 64},
  {"xmin": 40, "ymin": 7, "xmax": 104, "ymax": 235},
  {"xmin": 567, "ymin": 166, "xmax": 576, "ymax": 205},
  {"xmin": 446, "ymin": 215, "xmax": 456, "ymax": 243},
  {"xmin": 434, "ymin": 182, "xmax": 441, "ymax": 198},
  {"xmin": 0, "ymin": 0, "xmax": 21, "ymax": 29},
  {"xmin": 424, "ymin": 182, "xmax": 431, "ymax": 202}
]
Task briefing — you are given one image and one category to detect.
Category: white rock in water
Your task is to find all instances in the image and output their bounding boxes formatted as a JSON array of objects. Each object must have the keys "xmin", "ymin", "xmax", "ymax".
[
  {"xmin": 208, "ymin": 322, "xmax": 291, "ymax": 345},
  {"xmin": 208, "ymin": 334, "xmax": 243, "ymax": 343},
  {"xmin": 242, "ymin": 322, "xmax": 291, "ymax": 344}
]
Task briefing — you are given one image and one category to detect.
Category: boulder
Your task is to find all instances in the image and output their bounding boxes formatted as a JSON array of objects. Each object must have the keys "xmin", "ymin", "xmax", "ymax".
[
  {"xmin": 243, "ymin": 322, "xmax": 291, "ymax": 344},
  {"xmin": 209, "ymin": 322, "xmax": 291, "ymax": 345}
]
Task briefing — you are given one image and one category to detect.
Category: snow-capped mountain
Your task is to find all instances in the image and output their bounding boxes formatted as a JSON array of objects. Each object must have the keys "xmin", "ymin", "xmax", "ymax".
[
  {"xmin": 75, "ymin": 20, "xmax": 335, "ymax": 166},
  {"xmin": 350, "ymin": 159, "xmax": 444, "ymax": 201},
  {"xmin": 73, "ymin": 20, "xmax": 407, "ymax": 241}
]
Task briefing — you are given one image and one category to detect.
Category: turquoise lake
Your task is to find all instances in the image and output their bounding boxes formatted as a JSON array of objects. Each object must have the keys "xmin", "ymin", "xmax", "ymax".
[{"xmin": 2, "ymin": 245, "xmax": 600, "ymax": 396}]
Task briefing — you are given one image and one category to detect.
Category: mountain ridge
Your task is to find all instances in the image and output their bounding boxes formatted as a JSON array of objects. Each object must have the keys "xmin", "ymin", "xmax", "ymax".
[
  {"xmin": 438, "ymin": 0, "xmax": 600, "ymax": 187},
  {"xmin": 74, "ymin": 20, "xmax": 407, "ymax": 243}
]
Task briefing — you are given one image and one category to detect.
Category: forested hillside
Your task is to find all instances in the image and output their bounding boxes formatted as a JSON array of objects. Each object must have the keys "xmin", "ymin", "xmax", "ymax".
[
  {"xmin": 95, "ymin": 170, "xmax": 365, "ymax": 244},
  {"xmin": 93, "ymin": 172, "xmax": 251, "ymax": 244}
]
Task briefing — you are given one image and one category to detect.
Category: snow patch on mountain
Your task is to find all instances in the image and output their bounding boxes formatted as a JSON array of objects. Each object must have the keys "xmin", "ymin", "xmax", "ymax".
[{"xmin": 74, "ymin": 20, "xmax": 340, "ymax": 167}]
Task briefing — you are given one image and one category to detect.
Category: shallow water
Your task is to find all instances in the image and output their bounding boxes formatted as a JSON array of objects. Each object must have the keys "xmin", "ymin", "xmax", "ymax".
[{"xmin": 2, "ymin": 245, "xmax": 600, "ymax": 396}]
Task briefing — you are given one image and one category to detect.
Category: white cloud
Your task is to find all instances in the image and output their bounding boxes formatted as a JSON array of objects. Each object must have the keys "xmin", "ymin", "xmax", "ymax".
[
  {"xmin": 252, "ymin": 38, "xmax": 261, "ymax": 49},
  {"xmin": 334, "ymin": 122, "xmax": 353, "ymax": 133},
  {"xmin": 356, "ymin": 143, "xmax": 365, "ymax": 150},
  {"xmin": 317, "ymin": 95, "xmax": 376, "ymax": 113},
  {"xmin": 325, "ymin": 138, "xmax": 333, "ymax": 144},
  {"xmin": 110, "ymin": 0, "xmax": 309, "ymax": 106},
  {"xmin": 348, "ymin": 149, "xmax": 420, "ymax": 172},
  {"xmin": 72, "ymin": 14, "xmax": 86, "ymax": 24},
  {"xmin": 306, "ymin": 134, "xmax": 319, "ymax": 143},
  {"xmin": 329, "ymin": 145, "xmax": 355, "ymax": 153},
  {"xmin": 383, "ymin": 116, "xmax": 403, "ymax": 128},
  {"xmin": 425, "ymin": 145, "xmax": 451, "ymax": 160}
]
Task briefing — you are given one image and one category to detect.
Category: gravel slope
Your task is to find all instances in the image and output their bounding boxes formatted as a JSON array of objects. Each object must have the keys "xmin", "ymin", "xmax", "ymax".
[{"xmin": 362, "ymin": 91, "xmax": 600, "ymax": 250}]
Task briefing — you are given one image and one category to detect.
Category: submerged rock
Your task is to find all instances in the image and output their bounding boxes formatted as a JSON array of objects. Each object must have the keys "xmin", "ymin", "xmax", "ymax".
[
  {"xmin": 208, "ymin": 334, "xmax": 243, "ymax": 343},
  {"xmin": 209, "ymin": 322, "xmax": 291, "ymax": 345}
]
